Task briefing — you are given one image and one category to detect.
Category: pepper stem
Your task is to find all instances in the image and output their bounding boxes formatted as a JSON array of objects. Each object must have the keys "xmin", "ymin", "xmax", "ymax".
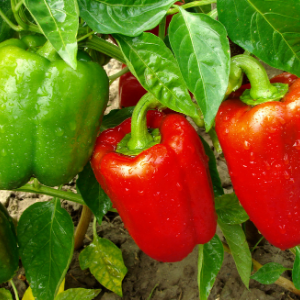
[
  {"xmin": 127, "ymin": 93, "xmax": 161, "ymax": 151},
  {"xmin": 230, "ymin": 55, "xmax": 288, "ymax": 105}
]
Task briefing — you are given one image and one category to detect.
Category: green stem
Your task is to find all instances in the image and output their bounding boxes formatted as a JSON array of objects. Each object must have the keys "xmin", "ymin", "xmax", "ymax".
[
  {"xmin": 9, "ymin": 280, "xmax": 19, "ymax": 300},
  {"xmin": 14, "ymin": 0, "xmax": 23, "ymax": 12},
  {"xmin": 92, "ymin": 216, "xmax": 98, "ymax": 242},
  {"xmin": 127, "ymin": 93, "xmax": 161, "ymax": 151},
  {"xmin": 83, "ymin": 35, "xmax": 125, "ymax": 64},
  {"xmin": 11, "ymin": 0, "xmax": 40, "ymax": 33},
  {"xmin": 208, "ymin": 128, "xmax": 222, "ymax": 154},
  {"xmin": 77, "ymin": 31, "xmax": 95, "ymax": 42},
  {"xmin": 0, "ymin": 7, "xmax": 22, "ymax": 31},
  {"xmin": 158, "ymin": 16, "xmax": 166, "ymax": 40},
  {"xmin": 14, "ymin": 183, "xmax": 85, "ymax": 205},
  {"xmin": 167, "ymin": 0, "xmax": 216, "ymax": 15},
  {"xmin": 108, "ymin": 66, "xmax": 129, "ymax": 83},
  {"xmin": 231, "ymin": 55, "xmax": 278, "ymax": 99},
  {"xmin": 207, "ymin": 8, "xmax": 218, "ymax": 19}
]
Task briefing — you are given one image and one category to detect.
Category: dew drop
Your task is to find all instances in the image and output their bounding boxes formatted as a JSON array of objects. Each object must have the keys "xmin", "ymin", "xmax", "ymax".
[
  {"xmin": 55, "ymin": 128, "xmax": 64, "ymax": 136},
  {"xmin": 244, "ymin": 141, "xmax": 250, "ymax": 150},
  {"xmin": 293, "ymin": 140, "xmax": 300, "ymax": 150},
  {"xmin": 264, "ymin": 161, "xmax": 271, "ymax": 170},
  {"xmin": 1, "ymin": 149, "xmax": 7, "ymax": 156},
  {"xmin": 283, "ymin": 170, "xmax": 290, "ymax": 179},
  {"xmin": 69, "ymin": 121, "xmax": 76, "ymax": 131},
  {"xmin": 283, "ymin": 153, "xmax": 289, "ymax": 164}
]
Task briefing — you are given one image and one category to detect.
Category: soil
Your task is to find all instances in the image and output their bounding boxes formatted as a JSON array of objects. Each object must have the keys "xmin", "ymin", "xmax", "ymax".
[{"xmin": 1, "ymin": 59, "xmax": 299, "ymax": 300}]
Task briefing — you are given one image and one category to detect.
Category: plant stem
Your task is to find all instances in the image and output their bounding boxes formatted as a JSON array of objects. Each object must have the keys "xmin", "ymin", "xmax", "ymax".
[
  {"xmin": 167, "ymin": 0, "xmax": 216, "ymax": 15},
  {"xmin": 10, "ymin": 280, "xmax": 19, "ymax": 300},
  {"xmin": 74, "ymin": 205, "xmax": 92, "ymax": 250},
  {"xmin": 222, "ymin": 242, "xmax": 300, "ymax": 296},
  {"xmin": 108, "ymin": 66, "xmax": 129, "ymax": 83},
  {"xmin": 83, "ymin": 35, "xmax": 126, "ymax": 64},
  {"xmin": 77, "ymin": 31, "xmax": 95, "ymax": 42},
  {"xmin": 158, "ymin": 16, "xmax": 166, "ymax": 40},
  {"xmin": 126, "ymin": 93, "xmax": 161, "ymax": 151},
  {"xmin": 207, "ymin": 8, "xmax": 218, "ymax": 19},
  {"xmin": 14, "ymin": 183, "xmax": 85, "ymax": 205},
  {"xmin": 10, "ymin": 0, "xmax": 40, "ymax": 33},
  {"xmin": 92, "ymin": 216, "xmax": 98, "ymax": 242},
  {"xmin": 231, "ymin": 55, "xmax": 278, "ymax": 99},
  {"xmin": 0, "ymin": 7, "xmax": 22, "ymax": 31},
  {"xmin": 208, "ymin": 128, "xmax": 222, "ymax": 154}
]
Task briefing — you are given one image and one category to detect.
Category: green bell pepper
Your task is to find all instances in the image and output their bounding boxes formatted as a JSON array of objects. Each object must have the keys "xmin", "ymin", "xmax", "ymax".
[
  {"xmin": 0, "ymin": 203, "xmax": 18, "ymax": 284},
  {"xmin": 0, "ymin": 37, "xmax": 109, "ymax": 189}
]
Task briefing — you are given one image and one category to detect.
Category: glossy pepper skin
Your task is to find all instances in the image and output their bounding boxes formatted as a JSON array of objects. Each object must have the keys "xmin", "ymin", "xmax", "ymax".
[
  {"xmin": 0, "ymin": 203, "xmax": 18, "ymax": 284},
  {"xmin": 215, "ymin": 73, "xmax": 300, "ymax": 250},
  {"xmin": 0, "ymin": 38, "xmax": 109, "ymax": 190},
  {"xmin": 91, "ymin": 111, "xmax": 217, "ymax": 262}
]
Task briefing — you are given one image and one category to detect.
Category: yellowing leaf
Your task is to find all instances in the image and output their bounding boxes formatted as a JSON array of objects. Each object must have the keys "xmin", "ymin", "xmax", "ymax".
[{"xmin": 22, "ymin": 279, "xmax": 65, "ymax": 300}]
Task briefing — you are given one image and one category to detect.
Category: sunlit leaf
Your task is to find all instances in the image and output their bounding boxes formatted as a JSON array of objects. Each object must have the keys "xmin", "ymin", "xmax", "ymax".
[
  {"xmin": 78, "ymin": 0, "xmax": 176, "ymax": 36},
  {"xmin": 169, "ymin": 9, "xmax": 230, "ymax": 129},
  {"xmin": 24, "ymin": 0, "xmax": 79, "ymax": 69},
  {"xmin": 18, "ymin": 201, "xmax": 73, "ymax": 300},
  {"xmin": 79, "ymin": 237, "xmax": 127, "ymax": 297},
  {"xmin": 218, "ymin": 0, "xmax": 300, "ymax": 76}
]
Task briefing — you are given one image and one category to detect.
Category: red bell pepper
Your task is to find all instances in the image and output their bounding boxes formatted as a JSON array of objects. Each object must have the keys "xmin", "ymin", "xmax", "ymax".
[
  {"xmin": 215, "ymin": 55, "xmax": 300, "ymax": 250},
  {"xmin": 91, "ymin": 94, "xmax": 216, "ymax": 262}
]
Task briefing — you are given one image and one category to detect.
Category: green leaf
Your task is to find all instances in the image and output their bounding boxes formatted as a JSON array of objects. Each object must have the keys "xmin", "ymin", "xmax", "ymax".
[
  {"xmin": 251, "ymin": 262, "xmax": 289, "ymax": 285},
  {"xmin": 293, "ymin": 246, "xmax": 300, "ymax": 289},
  {"xmin": 199, "ymin": 136, "xmax": 224, "ymax": 197},
  {"xmin": 24, "ymin": 0, "xmax": 79, "ymax": 69},
  {"xmin": 55, "ymin": 288, "xmax": 101, "ymax": 300},
  {"xmin": 217, "ymin": 0, "xmax": 300, "ymax": 77},
  {"xmin": 77, "ymin": 162, "xmax": 112, "ymax": 224},
  {"xmin": 79, "ymin": 237, "xmax": 127, "ymax": 297},
  {"xmin": 78, "ymin": 0, "xmax": 176, "ymax": 36},
  {"xmin": 100, "ymin": 107, "xmax": 135, "ymax": 132},
  {"xmin": 198, "ymin": 235, "xmax": 224, "ymax": 300},
  {"xmin": 113, "ymin": 33, "xmax": 200, "ymax": 120},
  {"xmin": 215, "ymin": 193, "xmax": 249, "ymax": 225},
  {"xmin": 169, "ymin": 9, "xmax": 230, "ymax": 130},
  {"xmin": 0, "ymin": 288, "xmax": 13, "ymax": 300},
  {"xmin": 0, "ymin": 0, "xmax": 15, "ymax": 43},
  {"xmin": 18, "ymin": 200, "xmax": 74, "ymax": 300},
  {"xmin": 0, "ymin": 210, "xmax": 19, "ymax": 285},
  {"xmin": 219, "ymin": 222, "xmax": 252, "ymax": 288}
]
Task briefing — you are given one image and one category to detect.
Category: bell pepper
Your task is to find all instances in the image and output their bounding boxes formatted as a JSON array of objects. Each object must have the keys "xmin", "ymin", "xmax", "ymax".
[
  {"xmin": 0, "ymin": 37, "xmax": 109, "ymax": 190},
  {"xmin": 215, "ymin": 55, "xmax": 300, "ymax": 250},
  {"xmin": 91, "ymin": 93, "xmax": 217, "ymax": 262},
  {"xmin": 0, "ymin": 203, "xmax": 18, "ymax": 284}
]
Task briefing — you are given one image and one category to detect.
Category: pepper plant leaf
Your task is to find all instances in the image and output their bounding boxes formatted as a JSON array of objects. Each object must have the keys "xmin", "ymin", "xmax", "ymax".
[
  {"xmin": 54, "ymin": 288, "xmax": 101, "ymax": 300},
  {"xmin": 113, "ymin": 33, "xmax": 201, "ymax": 121},
  {"xmin": 218, "ymin": 221, "xmax": 252, "ymax": 288},
  {"xmin": 218, "ymin": 0, "xmax": 300, "ymax": 77},
  {"xmin": 100, "ymin": 107, "xmax": 135, "ymax": 132},
  {"xmin": 198, "ymin": 234, "xmax": 224, "ymax": 300},
  {"xmin": 78, "ymin": 0, "xmax": 176, "ymax": 36},
  {"xmin": 293, "ymin": 246, "xmax": 300, "ymax": 289},
  {"xmin": 199, "ymin": 136, "xmax": 224, "ymax": 197},
  {"xmin": 215, "ymin": 193, "xmax": 249, "ymax": 225},
  {"xmin": 18, "ymin": 200, "xmax": 74, "ymax": 300},
  {"xmin": 79, "ymin": 237, "xmax": 127, "ymax": 297},
  {"xmin": 251, "ymin": 263, "xmax": 289, "ymax": 285},
  {"xmin": 0, "ymin": 288, "xmax": 12, "ymax": 300},
  {"xmin": 0, "ymin": 0, "xmax": 14, "ymax": 43},
  {"xmin": 23, "ymin": 280, "xmax": 65, "ymax": 300},
  {"xmin": 169, "ymin": 9, "xmax": 230, "ymax": 130},
  {"xmin": 77, "ymin": 162, "xmax": 112, "ymax": 224},
  {"xmin": 24, "ymin": 0, "xmax": 79, "ymax": 69}
]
